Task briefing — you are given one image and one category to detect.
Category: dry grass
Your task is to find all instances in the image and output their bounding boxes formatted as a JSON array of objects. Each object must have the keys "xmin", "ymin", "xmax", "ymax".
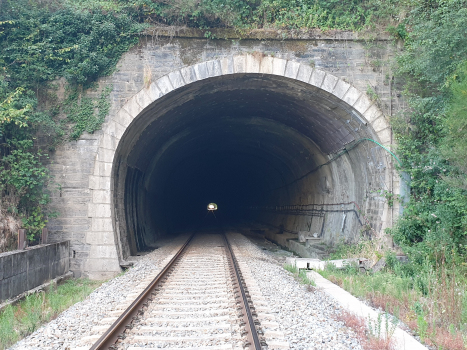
[
  {"xmin": 336, "ymin": 311, "xmax": 397, "ymax": 350},
  {"xmin": 143, "ymin": 64, "xmax": 152, "ymax": 89},
  {"xmin": 325, "ymin": 236, "xmax": 467, "ymax": 350},
  {"xmin": 325, "ymin": 265, "xmax": 467, "ymax": 350},
  {"xmin": 0, "ymin": 205, "xmax": 21, "ymax": 253}
]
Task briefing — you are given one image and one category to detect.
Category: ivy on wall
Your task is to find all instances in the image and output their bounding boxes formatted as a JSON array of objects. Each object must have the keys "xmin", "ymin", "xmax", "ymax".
[
  {"xmin": 0, "ymin": 1, "xmax": 146, "ymax": 250},
  {"xmin": 65, "ymin": 86, "xmax": 112, "ymax": 140}
]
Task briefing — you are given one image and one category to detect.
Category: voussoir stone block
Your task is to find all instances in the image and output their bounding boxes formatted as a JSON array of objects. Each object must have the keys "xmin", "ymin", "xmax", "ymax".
[
  {"xmin": 156, "ymin": 75, "xmax": 174, "ymax": 94},
  {"xmin": 272, "ymin": 57, "xmax": 287, "ymax": 76},
  {"xmin": 168, "ymin": 70, "xmax": 185, "ymax": 89},
  {"xmin": 135, "ymin": 89, "xmax": 153, "ymax": 111},
  {"xmin": 93, "ymin": 161, "xmax": 112, "ymax": 177},
  {"xmin": 206, "ymin": 60, "xmax": 222, "ymax": 77},
  {"xmin": 100, "ymin": 133, "xmax": 118, "ymax": 151},
  {"xmin": 220, "ymin": 56, "xmax": 234, "ymax": 75},
  {"xmin": 89, "ymin": 175, "xmax": 110, "ymax": 190},
  {"xmin": 332, "ymin": 79, "xmax": 351, "ymax": 99},
  {"xmin": 310, "ymin": 69, "xmax": 326, "ymax": 88},
  {"xmin": 321, "ymin": 74, "xmax": 339, "ymax": 93},
  {"xmin": 92, "ymin": 189, "xmax": 111, "ymax": 204},
  {"xmin": 97, "ymin": 148, "xmax": 115, "ymax": 163},
  {"xmin": 147, "ymin": 82, "xmax": 164, "ymax": 101},
  {"xmin": 122, "ymin": 98, "xmax": 142, "ymax": 119},
  {"xmin": 343, "ymin": 86, "xmax": 362, "ymax": 106},
  {"xmin": 233, "ymin": 55, "xmax": 246, "ymax": 74},
  {"xmin": 364, "ymin": 104, "xmax": 383, "ymax": 124},
  {"xmin": 296, "ymin": 64, "xmax": 313, "ymax": 83},
  {"xmin": 113, "ymin": 109, "xmax": 133, "ymax": 129},
  {"xmin": 377, "ymin": 127, "xmax": 392, "ymax": 145},
  {"xmin": 194, "ymin": 62, "xmax": 209, "ymax": 80},
  {"xmin": 245, "ymin": 54, "xmax": 260, "ymax": 73},
  {"xmin": 259, "ymin": 56, "xmax": 274, "ymax": 74},
  {"xmin": 180, "ymin": 66, "xmax": 197, "ymax": 84},
  {"xmin": 284, "ymin": 61, "xmax": 301, "ymax": 80},
  {"xmin": 104, "ymin": 120, "xmax": 125, "ymax": 139},
  {"xmin": 88, "ymin": 203, "xmax": 111, "ymax": 218},
  {"xmin": 353, "ymin": 94, "xmax": 372, "ymax": 114}
]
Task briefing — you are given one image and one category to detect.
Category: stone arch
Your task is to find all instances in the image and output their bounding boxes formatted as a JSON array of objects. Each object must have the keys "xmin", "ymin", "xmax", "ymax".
[{"xmin": 85, "ymin": 53, "xmax": 394, "ymax": 277}]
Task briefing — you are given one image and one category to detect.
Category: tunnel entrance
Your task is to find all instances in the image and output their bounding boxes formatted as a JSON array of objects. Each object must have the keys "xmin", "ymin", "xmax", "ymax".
[{"xmin": 112, "ymin": 72, "xmax": 390, "ymax": 258}]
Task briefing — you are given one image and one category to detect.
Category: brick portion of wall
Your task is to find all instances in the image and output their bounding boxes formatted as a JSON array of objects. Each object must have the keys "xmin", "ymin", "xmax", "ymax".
[{"xmin": 0, "ymin": 241, "xmax": 70, "ymax": 302}]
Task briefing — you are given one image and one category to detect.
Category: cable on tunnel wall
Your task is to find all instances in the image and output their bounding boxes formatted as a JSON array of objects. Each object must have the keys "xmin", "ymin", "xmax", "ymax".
[
  {"xmin": 267, "ymin": 138, "xmax": 402, "ymax": 192},
  {"xmin": 248, "ymin": 201, "xmax": 378, "ymax": 236}
]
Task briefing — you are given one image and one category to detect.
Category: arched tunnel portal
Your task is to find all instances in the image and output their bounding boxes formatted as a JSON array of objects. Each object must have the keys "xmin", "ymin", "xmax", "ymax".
[{"xmin": 109, "ymin": 64, "xmax": 395, "ymax": 260}]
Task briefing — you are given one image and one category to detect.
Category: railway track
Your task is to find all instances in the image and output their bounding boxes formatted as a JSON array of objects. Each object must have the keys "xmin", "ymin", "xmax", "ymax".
[{"xmin": 90, "ymin": 232, "xmax": 266, "ymax": 350}]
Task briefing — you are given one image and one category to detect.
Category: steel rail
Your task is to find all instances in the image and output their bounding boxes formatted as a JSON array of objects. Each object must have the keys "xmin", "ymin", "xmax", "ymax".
[
  {"xmin": 89, "ymin": 233, "xmax": 195, "ymax": 350},
  {"xmin": 223, "ymin": 233, "xmax": 262, "ymax": 350}
]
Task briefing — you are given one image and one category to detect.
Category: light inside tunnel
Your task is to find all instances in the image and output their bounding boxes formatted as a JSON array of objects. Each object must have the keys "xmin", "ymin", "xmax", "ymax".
[
  {"xmin": 112, "ymin": 73, "xmax": 389, "ymax": 258},
  {"xmin": 207, "ymin": 203, "xmax": 218, "ymax": 211}
]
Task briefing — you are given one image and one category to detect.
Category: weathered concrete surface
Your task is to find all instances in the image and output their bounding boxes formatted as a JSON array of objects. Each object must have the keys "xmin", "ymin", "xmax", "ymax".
[
  {"xmin": 0, "ymin": 241, "xmax": 70, "ymax": 302},
  {"xmin": 44, "ymin": 31, "xmax": 403, "ymax": 279},
  {"xmin": 285, "ymin": 257, "xmax": 369, "ymax": 270},
  {"xmin": 0, "ymin": 271, "xmax": 73, "ymax": 312}
]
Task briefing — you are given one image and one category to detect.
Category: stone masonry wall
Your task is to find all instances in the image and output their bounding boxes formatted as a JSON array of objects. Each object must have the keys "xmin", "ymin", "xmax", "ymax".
[{"xmin": 45, "ymin": 29, "xmax": 402, "ymax": 279}]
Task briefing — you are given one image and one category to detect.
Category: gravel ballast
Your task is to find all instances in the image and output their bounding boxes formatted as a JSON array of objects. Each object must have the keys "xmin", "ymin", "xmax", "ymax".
[
  {"xmin": 9, "ymin": 232, "xmax": 362, "ymax": 350},
  {"xmin": 9, "ymin": 235, "xmax": 188, "ymax": 350},
  {"xmin": 228, "ymin": 232, "xmax": 362, "ymax": 350}
]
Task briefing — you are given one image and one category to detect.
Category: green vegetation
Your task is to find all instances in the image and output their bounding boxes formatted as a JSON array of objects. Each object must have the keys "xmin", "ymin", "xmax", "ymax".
[
  {"xmin": 0, "ymin": 0, "xmax": 467, "ymax": 343},
  {"xmin": 321, "ymin": 2, "xmax": 467, "ymax": 348},
  {"xmin": 321, "ymin": 252, "xmax": 466, "ymax": 349},
  {"xmin": 283, "ymin": 263, "xmax": 316, "ymax": 286},
  {"xmin": 0, "ymin": 1, "xmax": 146, "ymax": 250},
  {"xmin": 0, "ymin": 0, "xmax": 408, "ymax": 251},
  {"xmin": 390, "ymin": 0, "xmax": 467, "ymax": 265},
  {"xmin": 57, "ymin": 0, "xmax": 405, "ymax": 31},
  {"xmin": 0, "ymin": 278, "xmax": 103, "ymax": 349}
]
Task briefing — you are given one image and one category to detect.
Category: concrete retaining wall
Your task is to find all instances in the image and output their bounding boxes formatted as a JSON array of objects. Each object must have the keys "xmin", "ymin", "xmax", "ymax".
[{"xmin": 0, "ymin": 241, "xmax": 70, "ymax": 302}]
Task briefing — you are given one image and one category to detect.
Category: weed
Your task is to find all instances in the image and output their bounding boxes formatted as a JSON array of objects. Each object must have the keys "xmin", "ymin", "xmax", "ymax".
[
  {"xmin": 283, "ymin": 263, "xmax": 298, "ymax": 274},
  {"xmin": 321, "ymin": 255, "xmax": 467, "ymax": 350},
  {"xmin": 0, "ymin": 278, "xmax": 103, "ymax": 349},
  {"xmin": 336, "ymin": 311, "xmax": 397, "ymax": 350},
  {"xmin": 368, "ymin": 312, "xmax": 398, "ymax": 343},
  {"xmin": 298, "ymin": 270, "xmax": 316, "ymax": 286},
  {"xmin": 366, "ymin": 85, "xmax": 379, "ymax": 102},
  {"xmin": 283, "ymin": 264, "xmax": 316, "ymax": 287}
]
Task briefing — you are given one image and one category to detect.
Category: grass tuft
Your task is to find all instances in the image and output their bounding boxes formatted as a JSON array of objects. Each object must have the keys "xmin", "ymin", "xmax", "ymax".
[
  {"xmin": 336, "ymin": 310, "xmax": 397, "ymax": 350},
  {"xmin": 321, "ymin": 245, "xmax": 467, "ymax": 350},
  {"xmin": 283, "ymin": 264, "xmax": 316, "ymax": 287},
  {"xmin": 0, "ymin": 278, "xmax": 103, "ymax": 350}
]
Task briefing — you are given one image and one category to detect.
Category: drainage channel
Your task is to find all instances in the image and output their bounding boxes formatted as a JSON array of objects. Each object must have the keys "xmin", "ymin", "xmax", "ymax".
[{"xmin": 90, "ymin": 232, "xmax": 264, "ymax": 350}]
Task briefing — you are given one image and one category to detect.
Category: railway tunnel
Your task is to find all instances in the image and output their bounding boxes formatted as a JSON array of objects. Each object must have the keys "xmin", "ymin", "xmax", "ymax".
[{"xmin": 111, "ymin": 71, "xmax": 392, "ymax": 259}]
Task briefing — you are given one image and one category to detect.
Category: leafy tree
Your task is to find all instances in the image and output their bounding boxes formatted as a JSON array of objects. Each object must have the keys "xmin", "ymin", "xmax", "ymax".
[{"xmin": 389, "ymin": 0, "xmax": 467, "ymax": 262}]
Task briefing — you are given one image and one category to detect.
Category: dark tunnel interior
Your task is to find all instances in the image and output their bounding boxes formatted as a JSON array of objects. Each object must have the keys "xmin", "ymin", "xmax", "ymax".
[{"xmin": 112, "ymin": 73, "xmax": 386, "ymax": 258}]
